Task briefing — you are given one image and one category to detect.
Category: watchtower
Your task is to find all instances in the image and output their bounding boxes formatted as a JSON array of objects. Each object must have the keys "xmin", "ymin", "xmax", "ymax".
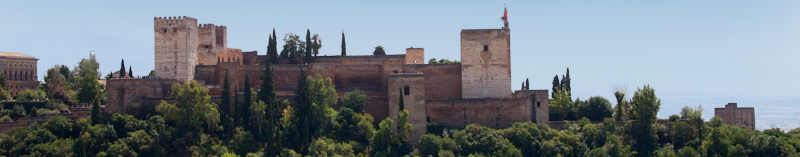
[
  {"xmin": 154, "ymin": 16, "xmax": 198, "ymax": 82},
  {"xmin": 460, "ymin": 29, "xmax": 511, "ymax": 98}
]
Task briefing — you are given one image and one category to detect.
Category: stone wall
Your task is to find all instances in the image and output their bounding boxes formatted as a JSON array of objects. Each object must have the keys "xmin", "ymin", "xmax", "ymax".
[
  {"xmin": 402, "ymin": 64, "xmax": 462, "ymax": 100},
  {"xmin": 460, "ymin": 29, "xmax": 511, "ymax": 98},
  {"xmin": 154, "ymin": 16, "xmax": 198, "ymax": 82},
  {"xmin": 387, "ymin": 74, "xmax": 426, "ymax": 143},
  {"xmin": 714, "ymin": 103, "xmax": 755, "ymax": 130},
  {"xmin": 105, "ymin": 78, "xmax": 179, "ymax": 114},
  {"xmin": 427, "ymin": 98, "xmax": 531, "ymax": 129},
  {"xmin": 513, "ymin": 90, "xmax": 550, "ymax": 123}
]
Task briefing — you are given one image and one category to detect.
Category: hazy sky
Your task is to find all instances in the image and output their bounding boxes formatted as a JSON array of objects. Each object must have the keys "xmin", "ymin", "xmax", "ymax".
[{"xmin": 1, "ymin": 1, "xmax": 799, "ymax": 114}]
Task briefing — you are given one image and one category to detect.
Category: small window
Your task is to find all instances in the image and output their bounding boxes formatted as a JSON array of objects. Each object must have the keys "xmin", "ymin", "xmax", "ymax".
[
  {"xmin": 404, "ymin": 85, "xmax": 410, "ymax": 95},
  {"xmin": 537, "ymin": 102, "xmax": 541, "ymax": 107},
  {"xmin": 483, "ymin": 45, "xmax": 489, "ymax": 51}
]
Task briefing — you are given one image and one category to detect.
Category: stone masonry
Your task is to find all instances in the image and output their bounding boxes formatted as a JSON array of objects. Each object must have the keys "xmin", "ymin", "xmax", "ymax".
[{"xmin": 460, "ymin": 29, "xmax": 511, "ymax": 98}]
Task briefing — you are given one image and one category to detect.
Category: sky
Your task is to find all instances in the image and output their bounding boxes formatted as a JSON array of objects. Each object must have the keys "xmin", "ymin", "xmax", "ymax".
[{"xmin": 1, "ymin": 1, "xmax": 799, "ymax": 124}]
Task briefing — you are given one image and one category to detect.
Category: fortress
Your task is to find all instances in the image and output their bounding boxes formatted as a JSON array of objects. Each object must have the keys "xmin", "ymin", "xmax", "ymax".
[{"xmin": 106, "ymin": 15, "xmax": 550, "ymax": 142}]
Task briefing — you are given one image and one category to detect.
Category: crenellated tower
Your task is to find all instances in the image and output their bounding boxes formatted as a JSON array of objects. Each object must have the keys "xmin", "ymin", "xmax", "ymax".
[{"xmin": 154, "ymin": 16, "xmax": 198, "ymax": 82}]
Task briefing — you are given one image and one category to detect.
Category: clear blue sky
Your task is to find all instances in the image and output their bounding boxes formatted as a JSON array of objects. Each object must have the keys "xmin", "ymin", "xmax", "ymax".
[{"xmin": 2, "ymin": 1, "xmax": 799, "ymax": 120}]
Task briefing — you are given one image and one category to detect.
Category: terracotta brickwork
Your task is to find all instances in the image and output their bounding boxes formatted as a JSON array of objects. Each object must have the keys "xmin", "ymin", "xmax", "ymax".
[
  {"xmin": 426, "ymin": 98, "xmax": 531, "ymax": 129},
  {"xmin": 402, "ymin": 64, "xmax": 462, "ymax": 100},
  {"xmin": 0, "ymin": 52, "xmax": 39, "ymax": 96},
  {"xmin": 105, "ymin": 78, "xmax": 179, "ymax": 114},
  {"xmin": 715, "ymin": 103, "xmax": 755, "ymax": 130},
  {"xmin": 460, "ymin": 29, "xmax": 511, "ymax": 98},
  {"xmin": 404, "ymin": 48, "xmax": 424, "ymax": 65}
]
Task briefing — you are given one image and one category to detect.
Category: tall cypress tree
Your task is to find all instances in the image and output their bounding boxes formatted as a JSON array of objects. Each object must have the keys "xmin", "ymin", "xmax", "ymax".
[
  {"xmin": 91, "ymin": 101, "xmax": 101, "ymax": 124},
  {"xmin": 551, "ymin": 75, "xmax": 560, "ymax": 99},
  {"xmin": 398, "ymin": 88, "xmax": 404, "ymax": 111},
  {"xmin": 268, "ymin": 28, "xmax": 279, "ymax": 64},
  {"xmin": 525, "ymin": 78, "xmax": 530, "ymax": 90},
  {"xmin": 304, "ymin": 29, "xmax": 313, "ymax": 63},
  {"xmin": 234, "ymin": 89, "xmax": 240, "ymax": 126},
  {"xmin": 128, "ymin": 66, "xmax": 132, "ymax": 78},
  {"xmin": 259, "ymin": 55, "xmax": 281, "ymax": 156},
  {"xmin": 242, "ymin": 74, "xmax": 251, "ymax": 129},
  {"xmin": 119, "ymin": 59, "xmax": 126, "ymax": 78},
  {"xmin": 294, "ymin": 66, "xmax": 312, "ymax": 153},
  {"xmin": 341, "ymin": 32, "xmax": 346, "ymax": 56},
  {"xmin": 221, "ymin": 70, "xmax": 233, "ymax": 136}
]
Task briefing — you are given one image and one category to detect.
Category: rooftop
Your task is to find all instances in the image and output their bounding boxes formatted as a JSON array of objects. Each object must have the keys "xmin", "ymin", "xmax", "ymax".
[{"xmin": 0, "ymin": 52, "xmax": 36, "ymax": 59}]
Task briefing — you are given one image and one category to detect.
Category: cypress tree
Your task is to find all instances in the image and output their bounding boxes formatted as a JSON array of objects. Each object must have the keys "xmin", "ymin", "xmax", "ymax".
[
  {"xmin": 304, "ymin": 29, "xmax": 313, "ymax": 63},
  {"xmin": 234, "ymin": 89, "xmax": 240, "ymax": 126},
  {"xmin": 221, "ymin": 70, "xmax": 233, "ymax": 136},
  {"xmin": 268, "ymin": 28, "xmax": 279, "ymax": 64},
  {"xmin": 565, "ymin": 68, "xmax": 571, "ymax": 92},
  {"xmin": 341, "ymin": 32, "xmax": 346, "ymax": 56},
  {"xmin": 398, "ymin": 88, "xmax": 404, "ymax": 111},
  {"xmin": 128, "ymin": 66, "xmax": 132, "ymax": 78},
  {"xmin": 525, "ymin": 78, "xmax": 530, "ymax": 90},
  {"xmin": 294, "ymin": 66, "xmax": 312, "ymax": 153},
  {"xmin": 242, "ymin": 74, "xmax": 251, "ymax": 129},
  {"xmin": 521, "ymin": 82, "xmax": 525, "ymax": 90},
  {"xmin": 551, "ymin": 75, "xmax": 560, "ymax": 99},
  {"xmin": 119, "ymin": 59, "xmax": 126, "ymax": 78},
  {"xmin": 260, "ymin": 55, "xmax": 281, "ymax": 156},
  {"xmin": 91, "ymin": 101, "xmax": 101, "ymax": 124}
]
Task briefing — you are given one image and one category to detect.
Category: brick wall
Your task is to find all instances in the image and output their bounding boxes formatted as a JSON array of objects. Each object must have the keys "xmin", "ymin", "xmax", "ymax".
[
  {"xmin": 388, "ymin": 74, "xmax": 426, "ymax": 143},
  {"xmin": 427, "ymin": 98, "xmax": 531, "ymax": 129},
  {"xmin": 403, "ymin": 64, "xmax": 462, "ymax": 100}
]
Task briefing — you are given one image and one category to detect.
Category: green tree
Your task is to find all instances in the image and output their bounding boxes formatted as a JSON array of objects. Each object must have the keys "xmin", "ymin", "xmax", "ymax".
[
  {"xmin": 655, "ymin": 144, "xmax": 677, "ymax": 157},
  {"xmin": 307, "ymin": 74, "xmax": 337, "ymax": 139},
  {"xmin": 293, "ymin": 68, "xmax": 312, "ymax": 153},
  {"xmin": 341, "ymin": 32, "xmax": 346, "ymax": 56},
  {"xmin": 281, "ymin": 33, "xmax": 305, "ymax": 64},
  {"xmin": 155, "ymin": 80, "xmax": 220, "ymax": 142},
  {"xmin": 119, "ymin": 59, "xmax": 126, "ymax": 78},
  {"xmin": 268, "ymin": 28, "xmax": 279, "ymax": 64},
  {"xmin": 242, "ymin": 74, "xmax": 251, "ymax": 130},
  {"xmin": 551, "ymin": 75, "xmax": 560, "ymax": 99},
  {"xmin": 220, "ymin": 70, "xmax": 234, "ymax": 137},
  {"xmin": 613, "ymin": 90, "xmax": 628, "ymax": 121},
  {"xmin": 630, "ymin": 85, "xmax": 660, "ymax": 157},
  {"xmin": 14, "ymin": 89, "xmax": 46, "ymax": 101},
  {"xmin": 148, "ymin": 70, "xmax": 155, "ymax": 77},
  {"xmin": 701, "ymin": 128, "xmax": 730, "ymax": 157},
  {"xmin": 91, "ymin": 101, "xmax": 101, "ymax": 124},
  {"xmin": 398, "ymin": 88, "xmax": 404, "ymax": 111},
  {"xmin": 373, "ymin": 46, "xmax": 386, "ymax": 55},
  {"xmin": 578, "ymin": 96, "xmax": 613, "ymax": 121},
  {"xmin": 75, "ymin": 53, "xmax": 101, "ymax": 106},
  {"xmin": 671, "ymin": 121, "xmax": 693, "ymax": 149},
  {"xmin": 310, "ymin": 34, "xmax": 322, "ymax": 57},
  {"xmin": 128, "ymin": 66, "xmax": 132, "ymax": 78},
  {"xmin": 342, "ymin": 90, "xmax": 366, "ymax": 113},
  {"xmin": 676, "ymin": 146, "xmax": 699, "ymax": 157},
  {"xmin": 259, "ymin": 55, "xmax": 281, "ymax": 156},
  {"xmin": 304, "ymin": 29, "xmax": 313, "ymax": 63}
]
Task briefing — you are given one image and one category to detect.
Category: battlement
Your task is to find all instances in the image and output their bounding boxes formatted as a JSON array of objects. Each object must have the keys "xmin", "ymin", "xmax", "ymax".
[
  {"xmin": 154, "ymin": 16, "xmax": 197, "ymax": 26},
  {"xmin": 198, "ymin": 24, "xmax": 226, "ymax": 30}
]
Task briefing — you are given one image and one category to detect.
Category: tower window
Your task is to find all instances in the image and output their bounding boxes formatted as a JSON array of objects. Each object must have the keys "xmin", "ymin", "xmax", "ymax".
[
  {"xmin": 483, "ymin": 45, "xmax": 489, "ymax": 51},
  {"xmin": 537, "ymin": 102, "xmax": 541, "ymax": 107},
  {"xmin": 404, "ymin": 85, "xmax": 410, "ymax": 95}
]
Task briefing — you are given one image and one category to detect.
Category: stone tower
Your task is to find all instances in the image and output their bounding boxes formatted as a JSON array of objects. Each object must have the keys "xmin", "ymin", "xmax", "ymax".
[
  {"xmin": 460, "ymin": 29, "xmax": 511, "ymax": 98},
  {"xmin": 154, "ymin": 16, "xmax": 198, "ymax": 82}
]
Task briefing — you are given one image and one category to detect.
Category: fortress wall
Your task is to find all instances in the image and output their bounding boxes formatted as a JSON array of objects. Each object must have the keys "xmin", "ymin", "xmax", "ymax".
[
  {"xmin": 513, "ymin": 90, "xmax": 550, "ymax": 123},
  {"xmin": 426, "ymin": 98, "xmax": 531, "ymax": 129},
  {"xmin": 403, "ymin": 64, "xmax": 462, "ymax": 100},
  {"xmin": 106, "ymin": 78, "xmax": 179, "ymax": 115}
]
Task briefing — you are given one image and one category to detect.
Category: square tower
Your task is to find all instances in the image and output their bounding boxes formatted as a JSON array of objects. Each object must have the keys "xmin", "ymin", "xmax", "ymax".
[
  {"xmin": 460, "ymin": 29, "xmax": 511, "ymax": 98},
  {"xmin": 154, "ymin": 16, "xmax": 198, "ymax": 82}
]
